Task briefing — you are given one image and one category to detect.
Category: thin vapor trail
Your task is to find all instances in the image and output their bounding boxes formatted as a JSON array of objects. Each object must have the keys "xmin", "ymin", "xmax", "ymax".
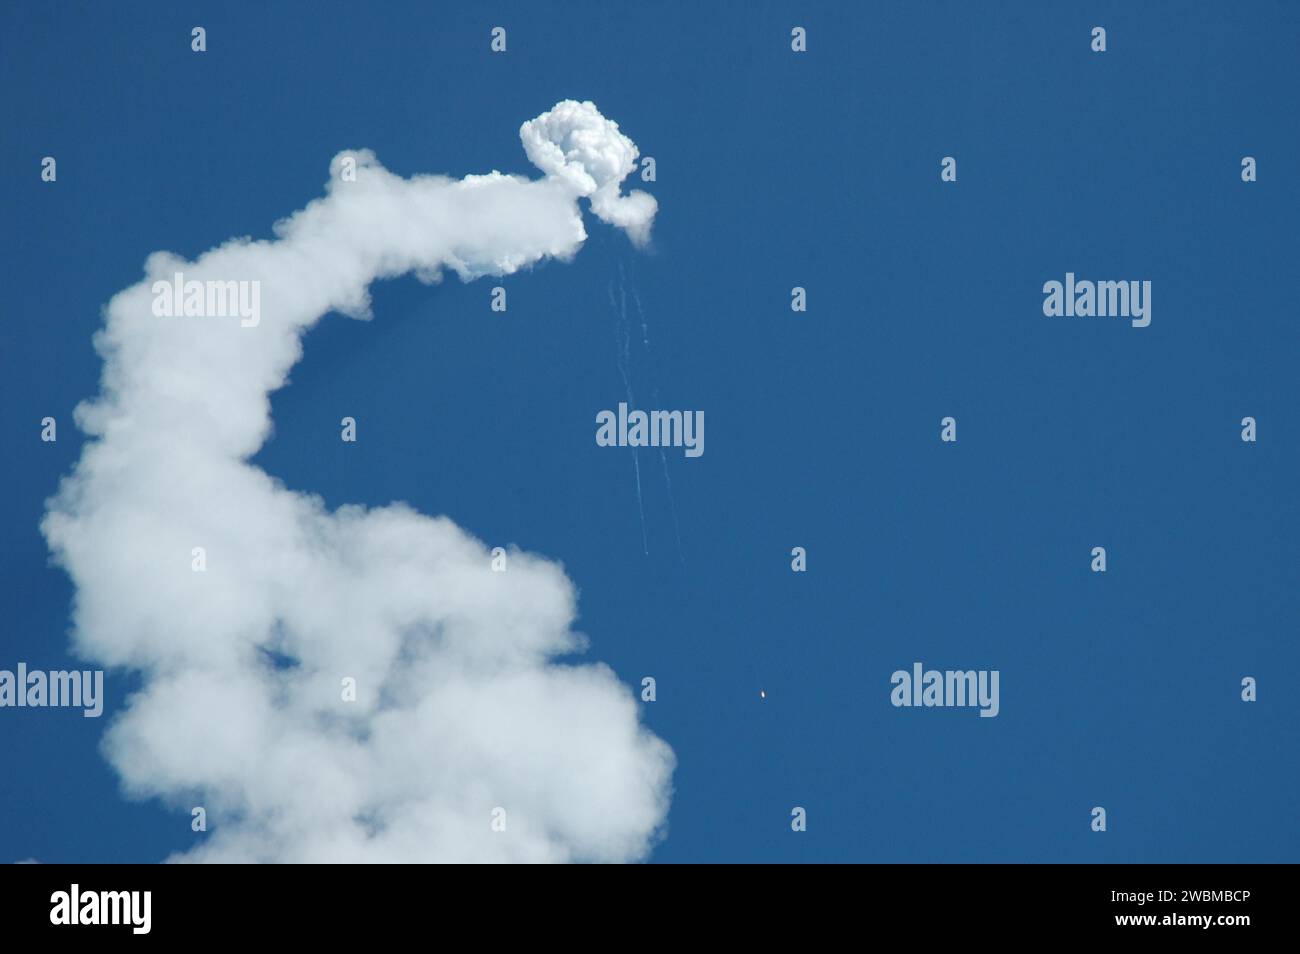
[
  {"xmin": 610, "ymin": 277, "xmax": 649, "ymax": 555},
  {"xmin": 628, "ymin": 264, "xmax": 684, "ymax": 565}
]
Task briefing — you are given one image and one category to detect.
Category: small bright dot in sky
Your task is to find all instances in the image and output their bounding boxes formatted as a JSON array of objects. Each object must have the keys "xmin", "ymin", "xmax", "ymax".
[{"xmin": 759, "ymin": 690, "xmax": 766, "ymax": 699}]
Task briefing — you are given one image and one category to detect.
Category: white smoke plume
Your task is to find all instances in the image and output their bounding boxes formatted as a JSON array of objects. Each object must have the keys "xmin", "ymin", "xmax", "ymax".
[
  {"xmin": 520, "ymin": 99, "xmax": 658, "ymax": 246},
  {"xmin": 41, "ymin": 101, "xmax": 671, "ymax": 863}
]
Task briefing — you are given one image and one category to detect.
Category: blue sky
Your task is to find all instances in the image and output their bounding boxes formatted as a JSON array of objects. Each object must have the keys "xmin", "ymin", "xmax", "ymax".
[{"xmin": 2, "ymin": 1, "xmax": 1298, "ymax": 862}]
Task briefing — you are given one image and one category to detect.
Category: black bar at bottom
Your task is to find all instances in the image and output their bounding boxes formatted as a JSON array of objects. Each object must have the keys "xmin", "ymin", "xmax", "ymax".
[{"xmin": 0, "ymin": 862, "xmax": 1277, "ymax": 939}]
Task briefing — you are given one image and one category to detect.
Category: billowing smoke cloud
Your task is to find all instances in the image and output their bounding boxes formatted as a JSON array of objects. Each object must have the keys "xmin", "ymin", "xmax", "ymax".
[
  {"xmin": 42, "ymin": 101, "xmax": 671, "ymax": 863},
  {"xmin": 520, "ymin": 100, "xmax": 658, "ymax": 245}
]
